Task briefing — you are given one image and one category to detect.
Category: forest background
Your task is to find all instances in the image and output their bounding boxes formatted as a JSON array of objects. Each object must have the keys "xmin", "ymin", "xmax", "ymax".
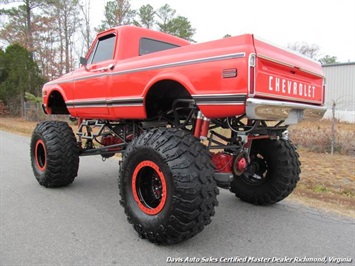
[{"xmin": 0, "ymin": 0, "xmax": 340, "ymax": 115}]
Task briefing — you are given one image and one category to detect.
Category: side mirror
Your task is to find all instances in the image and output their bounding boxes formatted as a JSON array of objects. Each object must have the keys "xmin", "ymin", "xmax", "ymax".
[
  {"xmin": 80, "ymin": 56, "xmax": 89, "ymax": 71},
  {"xmin": 80, "ymin": 56, "xmax": 87, "ymax": 66}
]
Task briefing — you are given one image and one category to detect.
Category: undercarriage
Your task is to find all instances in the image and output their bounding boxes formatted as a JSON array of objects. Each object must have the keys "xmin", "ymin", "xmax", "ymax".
[{"xmin": 75, "ymin": 100, "xmax": 290, "ymax": 190}]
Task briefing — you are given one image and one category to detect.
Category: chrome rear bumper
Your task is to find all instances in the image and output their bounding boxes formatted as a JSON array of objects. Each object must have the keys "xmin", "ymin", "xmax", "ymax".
[{"xmin": 246, "ymin": 98, "xmax": 326, "ymax": 125}]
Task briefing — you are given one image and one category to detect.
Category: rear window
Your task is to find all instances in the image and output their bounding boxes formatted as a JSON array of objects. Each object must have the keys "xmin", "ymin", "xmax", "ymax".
[{"xmin": 139, "ymin": 38, "xmax": 179, "ymax": 56}]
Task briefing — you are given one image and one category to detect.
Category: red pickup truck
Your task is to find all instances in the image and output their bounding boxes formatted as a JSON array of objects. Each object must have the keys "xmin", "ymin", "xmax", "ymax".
[{"xmin": 30, "ymin": 26, "xmax": 326, "ymax": 244}]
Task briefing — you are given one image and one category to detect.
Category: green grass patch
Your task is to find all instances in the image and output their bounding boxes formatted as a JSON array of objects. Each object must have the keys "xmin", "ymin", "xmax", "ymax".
[{"xmin": 313, "ymin": 184, "xmax": 328, "ymax": 193}]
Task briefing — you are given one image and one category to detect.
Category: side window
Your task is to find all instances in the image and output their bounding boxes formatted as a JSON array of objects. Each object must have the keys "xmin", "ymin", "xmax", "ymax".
[
  {"xmin": 139, "ymin": 38, "xmax": 179, "ymax": 56},
  {"xmin": 86, "ymin": 43, "xmax": 95, "ymax": 64},
  {"xmin": 90, "ymin": 34, "xmax": 116, "ymax": 64}
]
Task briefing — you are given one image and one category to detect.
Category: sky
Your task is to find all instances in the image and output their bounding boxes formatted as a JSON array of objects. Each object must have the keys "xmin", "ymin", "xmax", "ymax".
[
  {"xmin": 0, "ymin": 0, "xmax": 354, "ymax": 62},
  {"xmin": 95, "ymin": 0, "xmax": 355, "ymax": 63}
]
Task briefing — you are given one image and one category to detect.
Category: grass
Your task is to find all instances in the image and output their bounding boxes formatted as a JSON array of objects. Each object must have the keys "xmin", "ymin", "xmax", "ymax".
[
  {"xmin": 313, "ymin": 184, "xmax": 328, "ymax": 193},
  {"xmin": 288, "ymin": 120, "xmax": 355, "ymax": 155},
  {"xmin": 1, "ymin": 116, "xmax": 354, "ymax": 217}
]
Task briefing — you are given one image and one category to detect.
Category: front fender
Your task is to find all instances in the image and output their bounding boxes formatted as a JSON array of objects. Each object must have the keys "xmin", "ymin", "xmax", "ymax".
[{"xmin": 42, "ymin": 84, "xmax": 73, "ymax": 115}]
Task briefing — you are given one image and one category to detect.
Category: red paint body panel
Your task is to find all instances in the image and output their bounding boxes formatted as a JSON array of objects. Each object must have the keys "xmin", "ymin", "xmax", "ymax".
[
  {"xmin": 252, "ymin": 38, "xmax": 324, "ymax": 104},
  {"xmin": 42, "ymin": 26, "xmax": 324, "ymax": 120}
]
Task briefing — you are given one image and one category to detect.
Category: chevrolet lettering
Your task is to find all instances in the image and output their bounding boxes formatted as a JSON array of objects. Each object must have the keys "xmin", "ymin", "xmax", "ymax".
[{"xmin": 269, "ymin": 75, "xmax": 317, "ymax": 99}]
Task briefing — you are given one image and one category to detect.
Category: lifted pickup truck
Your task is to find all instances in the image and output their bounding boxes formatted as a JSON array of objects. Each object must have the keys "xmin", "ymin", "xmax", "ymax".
[{"xmin": 30, "ymin": 26, "xmax": 326, "ymax": 244}]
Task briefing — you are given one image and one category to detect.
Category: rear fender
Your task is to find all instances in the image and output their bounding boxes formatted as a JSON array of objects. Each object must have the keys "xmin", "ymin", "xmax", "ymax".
[
  {"xmin": 143, "ymin": 71, "xmax": 196, "ymax": 99},
  {"xmin": 142, "ymin": 71, "xmax": 196, "ymax": 118}
]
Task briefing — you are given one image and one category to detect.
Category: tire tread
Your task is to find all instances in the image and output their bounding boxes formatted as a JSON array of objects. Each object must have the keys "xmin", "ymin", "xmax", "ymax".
[
  {"xmin": 30, "ymin": 121, "xmax": 79, "ymax": 188},
  {"xmin": 231, "ymin": 139, "xmax": 300, "ymax": 205},
  {"xmin": 119, "ymin": 128, "xmax": 219, "ymax": 244}
]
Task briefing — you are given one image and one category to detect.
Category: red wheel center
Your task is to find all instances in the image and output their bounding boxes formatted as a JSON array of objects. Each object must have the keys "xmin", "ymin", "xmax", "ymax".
[
  {"xmin": 132, "ymin": 160, "xmax": 167, "ymax": 215},
  {"xmin": 35, "ymin": 139, "xmax": 47, "ymax": 172}
]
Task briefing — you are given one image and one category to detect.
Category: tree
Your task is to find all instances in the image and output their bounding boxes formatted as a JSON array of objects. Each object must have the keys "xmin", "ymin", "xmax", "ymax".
[
  {"xmin": 0, "ymin": 49, "xmax": 6, "ymax": 84},
  {"xmin": 288, "ymin": 42, "xmax": 339, "ymax": 64},
  {"xmin": 0, "ymin": 0, "xmax": 67, "ymax": 78},
  {"xmin": 134, "ymin": 4, "xmax": 155, "ymax": 29},
  {"xmin": 96, "ymin": 0, "xmax": 136, "ymax": 32},
  {"xmin": 25, "ymin": 91, "xmax": 42, "ymax": 103},
  {"xmin": 156, "ymin": 4, "xmax": 176, "ymax": 33},
  {"xmin": 156, "ymin": 4, "xmax": 195, "ymax": 41},
  {"xmin": 0, "ymin": 44, "xmax": 44, "ymax": 115},
  {"xmin": 0, "ymin": 0, "xmax": 197, "ymax": 80},
  {"xmin": 79, "ymin": 0, "xmax": 94, "ymax": 52},
  {"xmin": 287, "ymin": 42, "xmax": 320, "ymax": 59},
  {"xmin": 37, "ymin": 0, "xmax": 81, "ymax": 74},
  {"xmin": 33, "ymin": 12, "xmax": 61, "ymax": 78},
  {"xmin": 44, "ymin": 0, "xmax": 81, "ymax": 74},
  {"xmin": 319, "ymin": 55, "xmax": 338, "ymax": 65},
  {"xmin": 164, "ymin": 16, "xmax": 195, "ymax": 42},
  {"xmin": 0, "ymin": 5, "xmax": 29, "ymax": 50},
  {"xmin": 0, "ymin": 0, "xmax": 48, "ymax": 57}
]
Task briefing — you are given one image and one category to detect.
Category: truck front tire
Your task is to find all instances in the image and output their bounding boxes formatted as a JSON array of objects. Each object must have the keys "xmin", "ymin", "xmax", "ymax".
[
  {"xmin": 30, "ymin": 121, "xmax": 79, "ymax": 188},
  {"xmin": 119, "ymin": 128, "xmax": 219, "ymax": 244},
  {"xmin": 230, "ymin": 139, "xmax": 300, "ymax": 205}
]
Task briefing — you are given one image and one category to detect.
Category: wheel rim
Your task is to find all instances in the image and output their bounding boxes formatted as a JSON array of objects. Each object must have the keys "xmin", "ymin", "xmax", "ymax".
[
  {"xmin": 35, "ymin": 139, "xmax": 47, "ymax": 172},
  {"xmin": 132, "ymin": 160, "xmax": 167, "ymax": 215},
  {"xmin": 241, "ymin": 154, "xmax": 268, "ymax": 185}
]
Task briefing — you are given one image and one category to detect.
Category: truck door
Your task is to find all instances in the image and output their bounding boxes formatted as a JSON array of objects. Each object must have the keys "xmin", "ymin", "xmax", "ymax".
[{"xmin": 73, "ymin": 33, "xmax": 117, "ymax": 117}]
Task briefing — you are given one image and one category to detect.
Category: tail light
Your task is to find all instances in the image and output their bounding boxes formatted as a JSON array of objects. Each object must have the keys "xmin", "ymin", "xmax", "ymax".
[{"xmin": 249, "ymin": 54, "xmax": 256, "ymax": 95}]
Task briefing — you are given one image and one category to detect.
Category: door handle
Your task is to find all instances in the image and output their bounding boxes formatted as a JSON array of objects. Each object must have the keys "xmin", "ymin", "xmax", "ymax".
[{"xmin": 91, "ymin": 64, "xmax": 114, "ymax": 72}]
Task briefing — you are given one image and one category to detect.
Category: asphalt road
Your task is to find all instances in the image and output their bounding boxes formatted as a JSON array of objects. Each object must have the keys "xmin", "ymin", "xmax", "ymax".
[{"xmin": 1, "ymin": 130, "xmax": 354, "ymax": 266}]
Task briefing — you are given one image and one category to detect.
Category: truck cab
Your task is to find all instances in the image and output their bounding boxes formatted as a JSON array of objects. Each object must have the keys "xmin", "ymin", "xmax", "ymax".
[{"xmin": 43, "ymin": 26, "xmax": 190, "ymax": 118}]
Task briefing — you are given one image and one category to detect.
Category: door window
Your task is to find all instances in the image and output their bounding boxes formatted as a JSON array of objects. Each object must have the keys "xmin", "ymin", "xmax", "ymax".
[{"xmin": 90, "ymin": 34, "xmax": 116, "ymax": 64}]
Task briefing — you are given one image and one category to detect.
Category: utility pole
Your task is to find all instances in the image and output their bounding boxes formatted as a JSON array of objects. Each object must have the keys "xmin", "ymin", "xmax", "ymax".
[{"xmin": 331, "ymin": 100, "xmax": 336, "ymax": 155}]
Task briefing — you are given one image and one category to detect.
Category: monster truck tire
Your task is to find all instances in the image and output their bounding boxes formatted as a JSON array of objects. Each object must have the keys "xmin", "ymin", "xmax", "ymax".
[
  {"xmin": 119, "ymin": 128, "xmax": 219, "ymax": 244},
  {"xmin": 230, "ymin": 139, "xmax": 300, "ymax": 205},
  {"xmin": 30, "ymin": 121, "xmax": 79, "ymax": 188}
]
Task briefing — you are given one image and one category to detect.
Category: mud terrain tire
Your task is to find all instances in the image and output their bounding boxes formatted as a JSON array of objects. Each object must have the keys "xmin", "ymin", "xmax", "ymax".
[
  {"xmin": 30, "ymin": 121, "xmax": 79, "ymax": 188},
  {"xmin": 119, "ymin": 128, "xmax": 219, "ymax": 244},
  {"xmin": 230, "ymin": 139, "xmax": 300, "ymax": 205}
]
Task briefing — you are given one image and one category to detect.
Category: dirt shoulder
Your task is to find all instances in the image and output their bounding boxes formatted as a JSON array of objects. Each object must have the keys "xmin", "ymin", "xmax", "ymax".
[
  {"xmin": 1, "ymin": 116, "xmax": 354, "ymax": 218},
  {"xmin": 289, "ymin": 149, "xmax": 355, "ymax": 218}
]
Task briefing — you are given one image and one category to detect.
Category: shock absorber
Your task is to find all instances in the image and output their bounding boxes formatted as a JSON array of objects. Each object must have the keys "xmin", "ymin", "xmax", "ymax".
[
  {"xmin": 194, "ymin": 111, "xmax": 210, "ymax": 140},
  {"xmin": 194, "ymin": 111, "xmax": 203, "ymax": 138},
  {"xmin": 200, "ymin": 116, "xmax": 210, "ymax": 140}
]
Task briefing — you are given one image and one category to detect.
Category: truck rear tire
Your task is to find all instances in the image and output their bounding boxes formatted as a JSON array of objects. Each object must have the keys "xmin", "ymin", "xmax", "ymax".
[
  {"xmin": 119, "ymin": 128, "xmax": 218, "ymax": 244},
  {"xmin": 30, "ymin": 121, "xmax": 79, "ymax": 188},
  {"xmin": 230, "ymin": 139, "xmax": 300, "ymax": 205}
]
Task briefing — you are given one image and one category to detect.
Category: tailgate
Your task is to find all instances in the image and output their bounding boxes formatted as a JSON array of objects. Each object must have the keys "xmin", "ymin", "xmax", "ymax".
[{"xmin": 251, "ymin": 37, "xmax": 325, "ymax": 105}]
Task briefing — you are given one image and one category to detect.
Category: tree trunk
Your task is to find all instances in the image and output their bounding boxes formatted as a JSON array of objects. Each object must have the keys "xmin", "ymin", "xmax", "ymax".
[{"xmin": 25, "ymin": 0, "xmax": 33, "ymax": 59}]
